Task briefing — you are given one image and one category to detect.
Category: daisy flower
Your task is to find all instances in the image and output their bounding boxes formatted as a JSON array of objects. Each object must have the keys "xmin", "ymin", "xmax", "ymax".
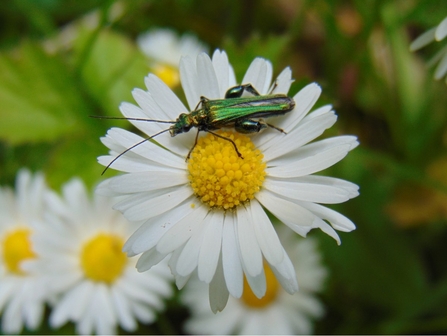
[
  {"xmin": 0, "ymin": 169, "xmax": 49, "ymax": 333},
  {"xmin": 28, "ymin": 178, "xmax": 173, "ymax": 335},
  {"xmin": 182, "ymin": 227, "xmax": 328, "ymax": 335},
  {"xmin": 97, "ymin": 49, "xmax": 359, "ymax": 312},
  {"xmin": 137, "ymin": 28, "xmax": 207, "ymax": 88},
  {"xmin": 410, "ymin": 16, "xmax": 447, "ymax": 80}
]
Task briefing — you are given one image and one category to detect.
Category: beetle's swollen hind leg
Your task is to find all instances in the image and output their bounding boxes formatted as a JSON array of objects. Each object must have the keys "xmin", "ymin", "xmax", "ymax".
[
  {"xmin": 206, "ymin": 130, "xmax": 244, "ymax": 159},
  {"xmin": 186, "ymin": 129, "xmax": 201, "ymax": 161},
  {"xmin": 225, "ymin": 83, "xmax": 261, "ymax": 98}
]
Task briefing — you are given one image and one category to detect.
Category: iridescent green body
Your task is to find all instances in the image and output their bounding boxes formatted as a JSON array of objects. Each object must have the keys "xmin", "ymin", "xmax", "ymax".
[
  {"xmin": 169, "ymin": 84, "xmax": 295, "ymax": 158},
  {"xmin": 99, "ymin": 84, "xmax": 295, "ymax": 173}
]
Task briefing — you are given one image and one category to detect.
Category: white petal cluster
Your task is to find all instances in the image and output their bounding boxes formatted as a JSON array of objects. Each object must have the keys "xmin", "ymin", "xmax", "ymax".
[
  {"xmin": 28, "ymin": 178, "xmax": 173, "ymax": 335},
  {"xmin": 411, "ymin": 16, "xmax": 447, "ymax": 80},
  {"xmin": 0, "ymin": 170, "xmax": 49, "ymax": 333},
  {"xmin": 182, "ymin": 228, "xmax": 328, "ymax": 335}
]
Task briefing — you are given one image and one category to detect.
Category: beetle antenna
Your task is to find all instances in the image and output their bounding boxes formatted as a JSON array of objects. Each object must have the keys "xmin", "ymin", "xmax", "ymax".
[
  {"xmin": 90, "ymin": 115, "xmax": 176, "ymax": 124},
  {"xmin": 101, "ymin": 128, "xmax": 171, "ymax": 175}
]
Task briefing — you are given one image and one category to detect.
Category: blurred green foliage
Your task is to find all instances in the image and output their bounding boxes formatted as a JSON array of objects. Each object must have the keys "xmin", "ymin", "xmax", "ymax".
[{"xmin": 1, "ymin": 0, "xmax": 447, "ymax": 334}]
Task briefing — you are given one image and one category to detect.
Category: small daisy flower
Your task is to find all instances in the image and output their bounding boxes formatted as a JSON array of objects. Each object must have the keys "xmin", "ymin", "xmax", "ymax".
[
  {"xmin": 0, "ymin": 169, "xmax": 49, "ymax": 333},
  {"xmin": 182, "ymin": 227, "xmax": 327, "ymax": 335},
  {"xmin": 410, "ymin": 16, "xmax": 447, "ymax": 80},
  {"xmin": 137, "ymin": 28, "xmax": 207, "ymax": 88},
  {"xmin": 29, "ymin": 178, "xmax": 173, "ymax": 335},
  {"xmin": 97, "ymin": 50, "xmax": 358, "ymax": 312}
]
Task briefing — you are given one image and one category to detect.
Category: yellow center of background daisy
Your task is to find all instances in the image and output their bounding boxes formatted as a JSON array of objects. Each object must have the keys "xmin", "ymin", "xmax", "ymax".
[
  {"xmin": 242, "ymin": 263, "xmax": 280, "ymax": 308},
  {"xmin": 80, "ymin": 233, "xmax": 127, "ymax": 284},
  {"xmin": 187, "ymin": 131, "xmax": 266, "ymax": 210},
  {"xmin": 2, "ymin": 228, "xmax": 35, "ymax": 275},
  {"xmin": 152, "ymin": 63, "xmax": 180, "ymax": 88}
]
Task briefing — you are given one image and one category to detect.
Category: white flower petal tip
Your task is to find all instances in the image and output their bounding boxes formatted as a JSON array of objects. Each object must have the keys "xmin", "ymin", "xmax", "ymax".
[
  {"xmin": 435, "ymin": 17, "xmax": 447, "ymax": 41},
  {"xmin": 410, "ymin": 27, "xmax": 436, "ymax": 51},
  {"xmin": 411, "ymin": 17, "xmax": 447, "ymax": 80}
]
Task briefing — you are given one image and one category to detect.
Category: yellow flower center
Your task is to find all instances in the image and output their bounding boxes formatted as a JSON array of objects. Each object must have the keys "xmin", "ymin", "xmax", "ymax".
[
  {"xmin": 152, "ymin": 63, "xmax": 180, "ymax": 88},
  {"xmin": 187, "ymin": 131, "xmax": 266, "ymax": 210},
  {"xmin": 80, "ymin": 233, "xmax": 127, "ymax": 284},
  {"xmin": 2, "ymin": 228, "xmax": 35, "ymax": 275},
  {"xmin": 241, "ymin": 263, "xmax": 280, "ymax": 308}
]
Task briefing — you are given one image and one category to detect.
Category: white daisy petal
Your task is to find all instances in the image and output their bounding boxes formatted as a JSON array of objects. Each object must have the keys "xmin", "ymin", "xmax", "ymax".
[
  {"xmin": 222, "ymin": 213, "xmax": 244, "ymax": 298},
  {"xmin": 264, "ymin": 176, "xmax": 357, "ymax": 204},
  {"xmin": 242, "ymin": 57, "xmax": 273, "ymax": 94},
  {"xmin": 272, "ymin": 66, "xmax": 294, "ymax": 94},
  {"xmin": 145, "ymin": 74, "xmax": 188, "ymax": 118},
  {"xmin": 236, "ymin": 206, "xmax": 263, "ymax": 277},
  {"xmin": 135, "ymin": 249, "xmax": 168, "ymax": 272},
  {"xmin": 244, "ymin": 267, "xmax": 266, "ymax": 299},
  {"xmin": 266, "ymin": 136, "xmax": 359, "ymax": 176},
  {"xmin": 436, "ymin": 17, "xmax": 447, "ymax": 41},
  {"xmin": 248, "ymin": 200, "xmax": 284, "ymax": 266},
  {"xmin": 256, "ymin": 83, "xmax": 323, "ymax": 149},
  {"xmin": 212, "ymin": 49, "xmax": 231, "ymax": 97},
  {"xmin": 111, "ymin": 289, "xmax": 137, "ymax": 332},
  {"xmin": 297, "ymin": 201, "xmax": 356, "ymax": 232},
  {"xmin": 101, "ymin": 127, "xmax": 186, "ymax": 169},
  {"xmin": 124, "ymin": 200, "xmax": 194, "ymax": 255},
  {"xmin": 175, "ymin": 218, "xmax": 208, "ymax": 277},
  {"xmin": 180, "ymin": 55, "xmax": 200, "ymax": 110},
  {"xmin": 256, "ymin": 189, "xmax": 315, "ymax": 228},
  {"xmin": 114, "ymin": 184, "xmax": 192, "ymax": 221},
  {"xmin": 197, "ymin": 52, "xmax": 221, "ymax": 99},
  {"xmin": 119, "ymin": 99, "xmax": 188, "ymax": 156},
  {"xmin": 313, "ymin": 217, "xmax": 341, "ymax": 245},
  {"xmin": 410, "ymin": 27, "xmax": 436, "ymax": 51},
  {"xmin": 156, "ymin": 204, "xmax": 209, "ymax": 254},
  {"xmin": 270, "ymin": 249, "xmax": 299, "ymax": 294},
  {"xmin": 107, "ymin": 171, "xmax": 188, "ymax": 194},
  {"xmin": 262, "ymin": 109, "xmax": 337, "ymax": 161},
  {"xmin": 209, "ymin": 256, "xmax": 230, "ymax": 313},
  {"xmin": 198, "ymin": 212, "xmax": 224, "ymax": 283}
]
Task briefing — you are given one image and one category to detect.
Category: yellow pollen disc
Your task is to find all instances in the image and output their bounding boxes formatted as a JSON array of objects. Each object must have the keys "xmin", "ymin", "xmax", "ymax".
[
  {"xmin": 2, "ymin": 228, "xmax": 36, "ymax": 275},
  {"xmin": 80, "ymin": 233, "xmax": 127, "ymax": 284},
  {"xmin": 187, "ymin": 131, "xmax": 266, "ymax": 210},
  {"xmin": 152, "ymin": 63, "xmax": 180, "ymax": 88},
  {"xmin": 242, "ymin": 262, "xmax": 280, "ymax": 308}
]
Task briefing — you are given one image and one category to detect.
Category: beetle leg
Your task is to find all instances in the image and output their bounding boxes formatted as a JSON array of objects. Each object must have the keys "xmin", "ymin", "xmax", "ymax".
[
  {"xmin": 186, "ymin": 129, "xmax": 201, "ymax": 161},
  {"xmin": 206, "ymin": 130, "xmax": 244, "ymax": 159},
  {"xmin": 193, "ymin": 96, "xmax": 209, "ymax": 111},
  {"xmin": 266, "ymin": 122, "xmax": 287, "ymax": 134},
  {"xmin": 235, "ymin": 119, "xmax": 268, "ymax": 134},
  {"xmin": 225, "ymin": 84, "xmax": 261, "ymax": 98}
]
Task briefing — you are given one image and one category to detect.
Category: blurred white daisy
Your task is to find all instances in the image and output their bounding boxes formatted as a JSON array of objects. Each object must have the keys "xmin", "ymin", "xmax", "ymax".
[
  {"xmin": 410, "ymin": 16, "xmax": 447, "ymax": 80},
  {"xmin": 137, "ymin": 28, "xmax": 207, "ymax": 88},
  {"xmin": 182, "ymin": 227, "xmax": 327, "ymax": 335},
  {"xmin": 97, "ymin": 49, "xmax": 358, "ymax": 312},
  {"xmin": 0, "ymin": 169, "xmax": 49, "ymax": 333},
  {"xmin": 28, "ymin": 178, "xmax": 173, "ymax": 335}
]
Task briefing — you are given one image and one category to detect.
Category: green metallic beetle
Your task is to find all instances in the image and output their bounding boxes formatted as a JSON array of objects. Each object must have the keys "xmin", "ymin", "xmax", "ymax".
[{"xmin": 100, "ymin": 83, "xmax": 295, "ymax": 174}]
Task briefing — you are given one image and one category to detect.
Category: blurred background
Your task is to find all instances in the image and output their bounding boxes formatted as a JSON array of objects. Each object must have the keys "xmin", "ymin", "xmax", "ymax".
[{"xmin": 1, "ymin": 0, "xmax": 447, "ymax": 334}]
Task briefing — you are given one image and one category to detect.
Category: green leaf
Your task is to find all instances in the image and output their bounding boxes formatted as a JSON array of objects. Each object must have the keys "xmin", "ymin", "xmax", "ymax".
[
  {"xmin": 0, "ymin": 41, "xmax": 90, "ymax": 144},
  {"xmin": 74, "ymin": 26, "xmax": 149, "ymax": 116}
]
